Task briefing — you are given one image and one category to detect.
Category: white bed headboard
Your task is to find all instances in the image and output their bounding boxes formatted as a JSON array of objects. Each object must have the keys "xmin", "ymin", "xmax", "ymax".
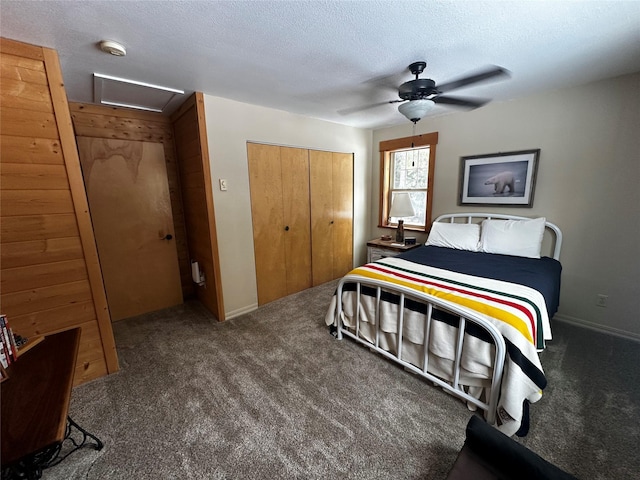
[{"xmin": 434, "ymin": 213, "xmax": 563, "ymax": 261}]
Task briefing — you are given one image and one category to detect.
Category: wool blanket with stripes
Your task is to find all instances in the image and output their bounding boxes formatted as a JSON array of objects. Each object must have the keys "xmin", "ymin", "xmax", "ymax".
[{"xmin": 326, "ymin": 257, "xmax": 550, "ymax": 436}]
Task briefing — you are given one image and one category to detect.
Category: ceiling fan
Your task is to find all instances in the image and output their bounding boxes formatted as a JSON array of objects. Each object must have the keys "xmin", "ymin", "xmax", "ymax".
[{"xmin": 344, "ymin": 61, "xmax": 510, "ymax": 123}]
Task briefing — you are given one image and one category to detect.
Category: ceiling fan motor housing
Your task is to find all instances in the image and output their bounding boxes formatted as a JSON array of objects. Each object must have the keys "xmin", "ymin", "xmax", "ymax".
[{"xmin": 398, "ymin": 78, "xmax": 438, "ymax": 101}]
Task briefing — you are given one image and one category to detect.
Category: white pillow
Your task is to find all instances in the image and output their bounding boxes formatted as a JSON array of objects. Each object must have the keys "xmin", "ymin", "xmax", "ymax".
[
  {"xmin": 426, "ymin": 222, "xmax": 480, "ymax": 252},
  {"xmin": 479, "ymin": 217, "xmax": 546, "ymax": 258}
]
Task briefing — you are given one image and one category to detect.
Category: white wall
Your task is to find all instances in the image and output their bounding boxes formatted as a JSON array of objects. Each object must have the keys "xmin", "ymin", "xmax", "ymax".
[
  {"xmin": 372, "ymin": 73, "xmax": 640, "ymax": 339},
  {"xmin": 203, "ymin": 96, "xmax": 372, "ymax": 318}
]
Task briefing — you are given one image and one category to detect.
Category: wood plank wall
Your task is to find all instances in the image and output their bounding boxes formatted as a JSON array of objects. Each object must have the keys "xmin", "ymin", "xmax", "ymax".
[
  {"xmin": 0, "ymin": 38, "xmax": 118, "ymax": 385},
  {"xmin": 68, "ymin": 103, "xmax": 194, "ymax": 299},
  {"xmin": 170, "ymin": 93, "xmax": 225, "ymax": 320}
]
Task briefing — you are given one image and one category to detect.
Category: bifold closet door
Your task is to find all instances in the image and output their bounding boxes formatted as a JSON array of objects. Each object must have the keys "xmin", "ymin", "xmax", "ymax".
[
  {"xmin": 280, "ymin": 147, "xmax": 312, "ymax": 294},
  {"xmin": 309, "ymin": 151, "xmax": 354, "ymax": 286},
  {"xmin": 247, "ymin": 143, "xmax": 311, "ymax": 305},
  {"xmin": 331, "ymin": 152, "xmax": 354, "ymax": 278}
]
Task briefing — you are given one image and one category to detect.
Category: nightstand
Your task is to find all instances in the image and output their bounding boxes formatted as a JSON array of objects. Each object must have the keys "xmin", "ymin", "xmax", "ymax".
[{"xmin": 367, "ymin": 238, "xmax": 422, "ymax": 262}]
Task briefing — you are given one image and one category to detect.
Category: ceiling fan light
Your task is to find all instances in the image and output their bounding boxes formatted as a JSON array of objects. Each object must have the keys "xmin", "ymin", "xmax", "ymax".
[{"xmin": 398, "ymin": 99, "xmax": 435, "ymax": 123}]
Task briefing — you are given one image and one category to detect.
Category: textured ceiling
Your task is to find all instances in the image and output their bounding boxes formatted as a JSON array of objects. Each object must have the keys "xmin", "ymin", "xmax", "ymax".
[{"xmin": 1, "ymin": 1, "xmax": 639, "ymax": 129}]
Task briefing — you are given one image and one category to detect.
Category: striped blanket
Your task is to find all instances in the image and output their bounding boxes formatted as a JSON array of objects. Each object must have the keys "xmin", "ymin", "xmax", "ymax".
[{"xmin": 326, "ymin": 257, "xmax": 549, "ymax": 436}]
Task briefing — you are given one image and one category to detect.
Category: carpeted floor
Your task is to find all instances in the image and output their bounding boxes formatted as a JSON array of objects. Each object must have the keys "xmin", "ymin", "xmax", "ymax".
[{"xmin": 44, "ymin": 280, "xmax": 640, "ymax": 479}]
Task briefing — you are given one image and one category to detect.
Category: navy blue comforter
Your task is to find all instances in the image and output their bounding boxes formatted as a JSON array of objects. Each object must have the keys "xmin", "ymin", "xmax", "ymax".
[{"xmin": 397, "ymin": 246, "xmax": 562, "ymax": 316}]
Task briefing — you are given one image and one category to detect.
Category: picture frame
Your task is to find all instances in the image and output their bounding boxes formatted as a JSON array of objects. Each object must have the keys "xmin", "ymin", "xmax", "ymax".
[{"xmin": 458, "ymin": 149, "xmax": 540, "ymax": 207}]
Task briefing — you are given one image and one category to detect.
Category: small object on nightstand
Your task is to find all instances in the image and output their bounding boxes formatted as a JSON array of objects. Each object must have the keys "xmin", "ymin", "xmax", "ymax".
[
  {"xmin": 405, "ymin": 236, "xmax": 416, "ymax": 245},
  {"xmin": 395, "ymin": 220, "xmax": 405, "ymax": 242},
  {"xmin": 367, "ymin": 238, "xmax": 422, "ymax": 263},
  {"xmin": 381, "ymin": 235, "xmax": 392, "ymax": 241}
]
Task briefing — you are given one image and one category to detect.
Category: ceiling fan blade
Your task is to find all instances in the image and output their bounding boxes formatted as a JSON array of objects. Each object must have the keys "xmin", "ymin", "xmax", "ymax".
[
  {"xmin": 437, "ymin": 66, "xmax": 510, "ymax": 93},
  {"xmin": 433, "ymin": 96, "xmax": 489, "ymax": 109},
  {"xmin": 338, "ymin": 99, "xmax": 402, "ymax": 116},
  {"xmin": 362, "ymin": 71, "xmax": 407, "ymax": 91}
]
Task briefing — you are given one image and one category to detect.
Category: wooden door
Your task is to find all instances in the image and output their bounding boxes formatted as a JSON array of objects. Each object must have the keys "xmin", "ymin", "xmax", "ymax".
[
  {"xmin": 310, "ymin": 150, "xmax": 354, "ymax": 286},
  {"xmin": 309, "ymin": 150, "xmax": 335, "ymax": 286},
  {"xmin": 280, "ymin": 147, "xmax": 312, "ymax": 294},
  {"xmin": 248, "ymin": 144, "xmax": 312, "ymax": 305},
  {"xmin": 332, "ymin": 152, "xmax": 354, "ymax": 278},
  {"xmin": 76, "ymin": 137, "xmax": 183, "ymax": 321},
  {"xmin": 248, "ymin": 143, "xmax": 287, "ymax": 304}
]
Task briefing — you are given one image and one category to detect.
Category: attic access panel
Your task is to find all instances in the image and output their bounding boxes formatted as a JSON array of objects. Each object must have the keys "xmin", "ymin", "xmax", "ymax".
[{"xmin": 93, "ymin": 73, "xmax": 184, "ymax": 112}]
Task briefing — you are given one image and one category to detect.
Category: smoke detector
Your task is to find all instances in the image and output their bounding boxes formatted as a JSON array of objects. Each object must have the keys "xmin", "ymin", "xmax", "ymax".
[{"xmin": 99, "ymin": 40, "xmax": 126, "ymax": 57}]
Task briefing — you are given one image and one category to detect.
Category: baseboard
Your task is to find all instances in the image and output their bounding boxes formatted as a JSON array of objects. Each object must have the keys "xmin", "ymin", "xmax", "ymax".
[
  {"xmin": 553, "ymin": 313, "xmax": 640, "ymax": 343},
  {"xmin": 225, "ymin": 303, "xmax": 258, "ymax": 320}
]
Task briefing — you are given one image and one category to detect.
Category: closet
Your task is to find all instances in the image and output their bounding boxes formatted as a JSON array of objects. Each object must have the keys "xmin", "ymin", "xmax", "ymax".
[{"xmin": 247, "ymin": 143, "xmax": 353, "ymax": 305}]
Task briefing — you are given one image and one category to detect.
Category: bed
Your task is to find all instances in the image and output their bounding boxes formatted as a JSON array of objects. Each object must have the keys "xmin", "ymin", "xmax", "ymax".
[{"xmin": 325, "ymin": 213, "xmax": 562, "ymax": 437}]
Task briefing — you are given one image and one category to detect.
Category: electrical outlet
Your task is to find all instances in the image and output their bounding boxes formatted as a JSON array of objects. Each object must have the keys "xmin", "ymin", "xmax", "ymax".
[
  {"xmin": 596, "ymin": 294, "xmax": 608, "ymax": 307},
  {"xmin": 219, "ymin": 179, "xmax": 228, "ymax": 191}
]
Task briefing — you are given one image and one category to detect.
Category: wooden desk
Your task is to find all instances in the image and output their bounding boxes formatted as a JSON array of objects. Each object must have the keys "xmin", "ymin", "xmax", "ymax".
[{"xmin": 1, "ymin": 328, "xmax": 103, "ymax": 478}]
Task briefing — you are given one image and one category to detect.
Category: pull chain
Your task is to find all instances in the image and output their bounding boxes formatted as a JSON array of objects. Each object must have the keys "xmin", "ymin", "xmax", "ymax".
[
  {"xmin": 411, "ymin": 122, "xmax": 416, "ymax": 148},
  {"xmin": 411, "ymin": 123, "xmax": 416, "ymax": 166}
]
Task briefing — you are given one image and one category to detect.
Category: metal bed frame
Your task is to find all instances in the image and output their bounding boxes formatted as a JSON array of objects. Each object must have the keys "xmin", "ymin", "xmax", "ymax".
[{"xmin": 334, "ymin": 213, "xmax": 562, "ymax": 425}]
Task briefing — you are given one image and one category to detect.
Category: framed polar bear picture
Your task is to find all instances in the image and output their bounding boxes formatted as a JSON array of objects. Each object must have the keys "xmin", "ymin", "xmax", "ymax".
[{"xmin": 458, "ymin": 149, "xmax": 540, "ymax": 207}]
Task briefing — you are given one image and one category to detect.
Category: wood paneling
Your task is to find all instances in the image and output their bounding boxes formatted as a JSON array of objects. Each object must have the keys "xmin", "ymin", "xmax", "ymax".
[
  {"xmin": 171, "ymin": 93, "xmax": 225, "ymax": 320},
  {"xmin": 1, "ymin": 190, "xmax": 74, "ymax": 216},
  {"xmin": 11, "ymin": 301, "xmax": 97, "ymax": 338},
  {"xmin": 69, "ymin": 103, "xmax": 193, "ymax": 299},
  {"xmin": 2, "ymin": 281, "xmax": 93, "ymax": 317},
  {"xmin": 44, "ymin": 46, "xmax": 118, "ymax": 375},
  {"xmin": 74, "ymin": 320, "xmax": 108, "ymax": 384},
  {"xmin": 0, "ymin": 38, "xmax": 44, "ymax": 60},
  {"xmin": 0, "ymin": 136, "xmax": 63, "ymax": 164},
  {"xmin": 1, "ymin": 259, "xmax": 88, "ymax": 295},
  {"xmin": 0, "ymin": 37, "xmax": 118, "ymax": 385},
  {"xmin": 1, "ymin": 214, "xmax": 79, "ymax": 243},
  {"xmin": 0, "ymin": 53, "xmax": 48, "ymax": 85},
  {"xmin": 0, "ymin": 107, "xmax": 58, "ymax": 139},
  {"xmin": 1, "ymin": 163, "xmax": 69, "ymax": 190},
  {"xmin": 0, "ymin": 78, "xmax": 53, "ymax": 113},
  {"xmin": 1, "ymin": 237, "xmax": 84, "ymax": 269},
  {"xmin": 69, "ymin": 103, "xmax": 173, "ymax": 143}
]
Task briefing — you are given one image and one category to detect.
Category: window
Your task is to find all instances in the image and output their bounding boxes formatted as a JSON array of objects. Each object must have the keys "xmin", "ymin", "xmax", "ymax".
[{"xmin": 379, "ymin": 132, "xmax": 438, "ymax": 231}]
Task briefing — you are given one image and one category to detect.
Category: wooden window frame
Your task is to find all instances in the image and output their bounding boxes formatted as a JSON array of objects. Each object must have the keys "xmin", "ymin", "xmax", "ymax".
[{"xmin": 378, "ymin": 132, "xmax": 438, "ymax": 232}]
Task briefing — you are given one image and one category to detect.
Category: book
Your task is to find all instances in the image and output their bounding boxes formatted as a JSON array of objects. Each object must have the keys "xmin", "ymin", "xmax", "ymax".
[
  {"xmin": 0, "ymin": 342, "xmax": 7, "ymax": 368},
  {"xmin": 5, "ymin": 316, "xmax": 18, "ymax": 360},
  {"xmin": 0, "ymin": 315, "xmax": 12, "ymax": 364}
]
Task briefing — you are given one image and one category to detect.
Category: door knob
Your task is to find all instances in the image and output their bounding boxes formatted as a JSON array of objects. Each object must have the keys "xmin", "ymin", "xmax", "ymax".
[{"xmin": 162, "ymin": 234, "xmax": 173, "ymax": 240}]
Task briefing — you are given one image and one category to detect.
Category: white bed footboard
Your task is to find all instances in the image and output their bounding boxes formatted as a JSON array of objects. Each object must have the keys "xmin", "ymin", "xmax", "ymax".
[{"xmin": 334, "ymin": 274, "xmax": 507, "ymax": 425}]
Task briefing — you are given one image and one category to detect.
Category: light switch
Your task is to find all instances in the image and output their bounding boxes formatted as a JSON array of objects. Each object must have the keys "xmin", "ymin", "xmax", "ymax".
[{"xmin": 219, "ymin": 179, "xmax": 228, "ymax": 191}]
